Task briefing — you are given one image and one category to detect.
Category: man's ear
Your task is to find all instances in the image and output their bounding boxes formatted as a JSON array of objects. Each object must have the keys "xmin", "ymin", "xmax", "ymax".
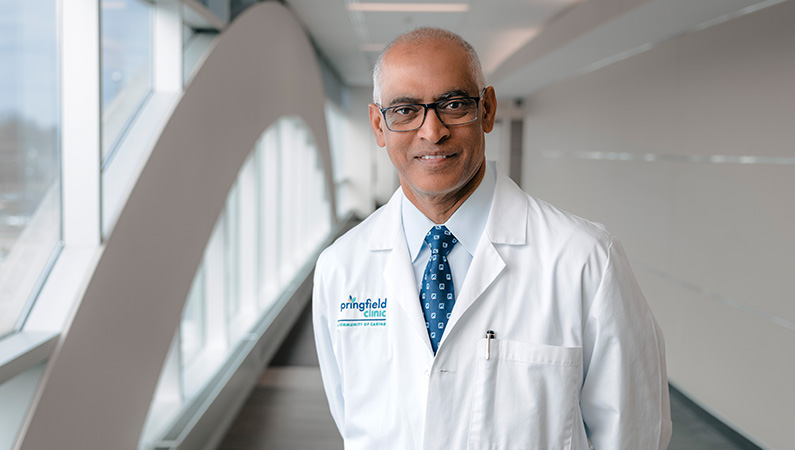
[
  {"xmin": 481, "ymin": 86, "xmax": 498, "ymax": 134},
  {"xmin": 368, "ymin": 103, "xmax": 387, "ymax": 147}
]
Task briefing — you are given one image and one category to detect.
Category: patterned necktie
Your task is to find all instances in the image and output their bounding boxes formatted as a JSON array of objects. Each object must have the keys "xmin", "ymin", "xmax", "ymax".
[{"xmin": 420, "ymin": 225, "xmax": 457, "ymax": 354}]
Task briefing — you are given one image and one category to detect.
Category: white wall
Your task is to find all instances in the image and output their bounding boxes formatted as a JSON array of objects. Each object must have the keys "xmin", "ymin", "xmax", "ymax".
[
  {"xmin": 484, "ymin": 119, "xmax": 509, "ymax": 173},
  {"xmin": 521, "ymin": 2, "xmax": 795, "ymax": 448}
]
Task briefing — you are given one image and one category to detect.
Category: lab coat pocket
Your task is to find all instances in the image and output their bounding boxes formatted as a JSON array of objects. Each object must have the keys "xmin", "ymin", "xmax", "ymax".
[{"xmin": 468, "ymin": 339, "xmax": 582, "ymax": 450}]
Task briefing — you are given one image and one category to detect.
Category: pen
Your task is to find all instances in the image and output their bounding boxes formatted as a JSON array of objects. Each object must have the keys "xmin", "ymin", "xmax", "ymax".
[{"xmin": 486, "ymin": 330, "xmax": 495, "ymax": 359}]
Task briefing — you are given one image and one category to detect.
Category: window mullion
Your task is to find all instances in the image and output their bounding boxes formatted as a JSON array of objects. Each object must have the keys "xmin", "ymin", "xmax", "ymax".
[
  {"xmin": 61, "ymin": 0, "xmax": 102, "ymax": 246},
  {"xmin": 154, "ymin": 0, "xmax": 183, "ymax": 93}
]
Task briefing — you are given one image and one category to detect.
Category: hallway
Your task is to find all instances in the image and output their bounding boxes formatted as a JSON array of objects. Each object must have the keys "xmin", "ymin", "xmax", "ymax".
[{"xmin": 217, "ymin": 302, "xmax": 341, "ymax": 450}]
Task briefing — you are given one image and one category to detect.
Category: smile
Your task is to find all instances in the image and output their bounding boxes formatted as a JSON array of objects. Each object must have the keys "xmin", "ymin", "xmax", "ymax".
[{"xmin": 419, "ymin": 154, "xmax": 452, "ymax": 160}]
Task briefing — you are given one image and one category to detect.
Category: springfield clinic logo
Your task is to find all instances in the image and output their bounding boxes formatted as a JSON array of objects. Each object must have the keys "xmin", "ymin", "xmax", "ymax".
[{"xmin": 337, "ymin": 295, "xmax": 387, "ymax": 327}]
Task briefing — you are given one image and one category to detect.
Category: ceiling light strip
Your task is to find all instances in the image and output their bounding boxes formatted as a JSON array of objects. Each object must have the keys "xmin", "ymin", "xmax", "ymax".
[
  {"xmin": 343, "ymin": 1, "xmax": 371, "ymax": 47},
  {"xmin": 347, "ymin": 3, "xmax": 470, "ymax": 13}
]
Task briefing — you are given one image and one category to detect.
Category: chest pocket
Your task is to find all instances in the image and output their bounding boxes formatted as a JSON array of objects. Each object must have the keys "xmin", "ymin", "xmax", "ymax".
[{"xmin": 468, "ymin": 339, "xmax": 582, "ymax": 450}]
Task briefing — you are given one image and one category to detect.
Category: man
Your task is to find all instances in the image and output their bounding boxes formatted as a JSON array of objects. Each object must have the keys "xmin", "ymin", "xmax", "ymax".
[{"xmin": 313, "ymin": 27, "xmax": 672, "ymax": 449}]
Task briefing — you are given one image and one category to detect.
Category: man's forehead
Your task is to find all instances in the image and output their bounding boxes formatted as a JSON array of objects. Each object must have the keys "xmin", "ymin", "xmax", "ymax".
[
  {"xmin": 388, "ymin": 35, "xmax": 462, "ymax": 55},
  {"xmin": 379, "ymin": 40, "xmax": 478, "ymax": 105},
  {"xmin": 382, "ymin": 39, "xmax": 468, "ymax": 70}
]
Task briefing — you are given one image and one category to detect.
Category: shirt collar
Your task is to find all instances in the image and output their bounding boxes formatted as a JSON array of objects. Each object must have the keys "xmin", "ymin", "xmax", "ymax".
[{"xmin": 402, "ymin": 162, "xmax": 496, "ymax": 262}]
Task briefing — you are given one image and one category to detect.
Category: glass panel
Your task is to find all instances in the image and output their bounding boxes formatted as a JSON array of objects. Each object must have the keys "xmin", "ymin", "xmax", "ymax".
[
  {"xmin": 182, "ymin": 16, "xmax": 217, "ymax": 86},
  {"xmin": 224, "ymin": 183, "xmax": 240, "ymax": 325},
  {"xmin": 324, "ymin": 101, "xmax": 346, "ymax": 185},
  {"xmin": 237, "ymin": 154, "xmax": 258, "ymax": 314},
  {"xmin": 180, "ymin": 266, "xmax": 205, "ymax": 367},
  {"xmin": 203, "ymin": 213, "xmax": 227, "ymax": 350},
  {"xmin": 199, "ymin": 0, "xmax": 230, "ymax": 23},
  {"xmin": 100, "ymin": 0, "xmax": 153, "ymax": 161},
  {"xmin": 180, "ymin": 214, "xmax": 227, "ymax": 399},
  {"xmin": 278, "ymin": 120, "xmax": 296, "ymax": 281},
  {"xmin": 259, "ymin": 127, "xmax": 280, "ymax": 307},
  {"xmin": 182, "ymin": 24, "xmax": 194, "ymax": 49},
  {"xmin": 0, "ymin": 363, "xmax": 46, "ymax": 448},
  {"xmin": 0, "ymin": 0, "xmax": 61, "ymax": 336}
]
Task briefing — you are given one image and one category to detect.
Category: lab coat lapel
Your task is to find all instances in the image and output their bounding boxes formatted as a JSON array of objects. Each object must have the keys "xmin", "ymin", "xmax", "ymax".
[
  {"xmin": 370, "ymin": 189, "xmax": 434, "ymax": 354},
  {"xmin": 445, "ymin": 238, "xmax": 505, "ymax": 333},
  {"xmin": 442, "ymin": 169, "xmax": 528, "ymax": 338}
]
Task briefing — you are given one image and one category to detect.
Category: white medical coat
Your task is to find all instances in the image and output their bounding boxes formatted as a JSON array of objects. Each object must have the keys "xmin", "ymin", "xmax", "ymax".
[{"xmin": 313, "ymin": 169, "xmax": 672, "ymax": 450}]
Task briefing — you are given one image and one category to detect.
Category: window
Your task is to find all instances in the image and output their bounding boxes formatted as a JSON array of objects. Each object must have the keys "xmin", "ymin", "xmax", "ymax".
[
  {"xmin": 180, "ymin": 267, "xmax": 206, "ymax": 366},
  {"xmin": 150, "ymin": 117, "xmax": 331, "ymax": 436},
  {"xmin": 260, "ymin": 125, "xmax": 281, "ymax": 305},
  {"xmin": 100, "ymin": 0, "xmax": 153, "ymax": 161},
  {"xmin": 198, "ymin": 0, "xmax": 230, "ymax": 23},
  {"xmin": 231, "ymin": 153, "xmax": 260, "ymax": 342},
  {"xmin": 0, "ymin": 0, "xmax": 61, "ymax": 337},
  {"xmin": 183, "ymin": 24, "xmax": 216, "ymax": 85}
]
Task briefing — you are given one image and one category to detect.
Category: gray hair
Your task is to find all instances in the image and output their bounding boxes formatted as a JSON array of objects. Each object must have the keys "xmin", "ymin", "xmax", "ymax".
[{"xmin": 372, "ymin": 27, "xmax": 485, "ymax": 104}]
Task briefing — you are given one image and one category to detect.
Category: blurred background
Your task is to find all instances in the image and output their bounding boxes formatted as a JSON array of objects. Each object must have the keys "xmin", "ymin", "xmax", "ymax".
[{"xmin": 0, "ymin": 0, "xmax": 792, "ymax": 449}]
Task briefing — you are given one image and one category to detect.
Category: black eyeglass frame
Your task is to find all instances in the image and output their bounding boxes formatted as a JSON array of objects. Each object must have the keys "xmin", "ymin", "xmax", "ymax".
[{"xmin": 378, "ymin": 88, "xmax": 487, "ymax": 132}]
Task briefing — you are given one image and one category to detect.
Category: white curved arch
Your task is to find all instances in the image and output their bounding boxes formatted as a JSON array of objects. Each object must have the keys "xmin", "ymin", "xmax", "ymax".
[{"xmin": 18, "ymin": 4, "xmax": 334, "ymax": 449}]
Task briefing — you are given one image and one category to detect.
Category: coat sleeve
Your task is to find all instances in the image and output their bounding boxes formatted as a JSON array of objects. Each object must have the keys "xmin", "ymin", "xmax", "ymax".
[
  {"xmin": 580, "ymin": 237, "xmax": 672, "ymax": 449},
  {"xmin": 312, "ymin": 249, "xmax": 345, "ymax": 435}
]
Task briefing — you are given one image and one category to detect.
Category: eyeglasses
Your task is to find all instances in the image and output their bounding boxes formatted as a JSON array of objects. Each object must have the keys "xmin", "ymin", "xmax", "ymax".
[{"xmin": 379, "ymin": 89, "xmax": 485, "ymax": 132}]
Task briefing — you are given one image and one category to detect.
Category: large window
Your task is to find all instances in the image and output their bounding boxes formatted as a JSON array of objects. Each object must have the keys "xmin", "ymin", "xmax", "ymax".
[
  {"xmin": 100, "ymin": 0, "xmax": 153, "ymax": 161},
  {"xmin": 0, "ymin": 0, "xmax": 61, "ymax": 337},
  {"xmin": 178, "ymin": 117, "xmax": 331, "ymax": 385},
  {"xmin": 1, "ymin": 1, "xmax": 339, "ymax": 446},
  {"xmin": 143, "ymin": 117, "xmax": 332, "ymax": 443}
]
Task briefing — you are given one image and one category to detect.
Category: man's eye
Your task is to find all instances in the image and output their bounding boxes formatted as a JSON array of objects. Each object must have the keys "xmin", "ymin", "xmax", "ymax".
[
  {"xmin": 441, "ymin": 100, "xmax": 465, "ymax": 110},
  {"xmin": 393, "ymin": 106, "xmax": 419, "ymax": 115}
]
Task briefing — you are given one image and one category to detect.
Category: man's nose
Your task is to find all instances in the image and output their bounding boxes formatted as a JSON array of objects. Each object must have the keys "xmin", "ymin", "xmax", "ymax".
[{"xmin": 416, "ymin": 107, "xmax": 450, "ymax": 143}]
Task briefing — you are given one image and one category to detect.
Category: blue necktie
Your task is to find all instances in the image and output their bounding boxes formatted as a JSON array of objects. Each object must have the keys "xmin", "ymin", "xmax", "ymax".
[{"xmin": 420, "ymin": 225, "xmax": 457, "ymax": 354}]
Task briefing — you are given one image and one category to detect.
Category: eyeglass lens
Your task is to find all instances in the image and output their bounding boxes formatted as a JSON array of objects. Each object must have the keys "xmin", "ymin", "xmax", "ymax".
[{"xmin": 385, "ymin": 97, "xmax": 478, "ymax": 131}]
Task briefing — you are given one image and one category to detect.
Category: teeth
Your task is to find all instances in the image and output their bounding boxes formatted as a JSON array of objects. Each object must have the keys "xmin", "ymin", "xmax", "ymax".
[{"xmin": 421, "ymin": 155, "xmax": 448, "ymax": 159}]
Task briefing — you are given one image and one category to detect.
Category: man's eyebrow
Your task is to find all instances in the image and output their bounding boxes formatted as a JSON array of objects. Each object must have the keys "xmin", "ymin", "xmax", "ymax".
[
  {"xmin": 387, "ymin": 96, "xmax": 421, "ymax": 106},
  {"xmin": 386, "ymin": 90, "xmax": 472, "ymax": 106},
  {"xmin": 437, "ymin": 90, "xmax": 470, "ymax": 100}
]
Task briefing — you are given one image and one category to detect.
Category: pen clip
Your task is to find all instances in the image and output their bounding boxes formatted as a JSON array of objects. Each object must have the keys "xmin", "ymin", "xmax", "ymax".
[{"xmin": 485, "ymin": 330, "xmax": 495, "ymax": 360}]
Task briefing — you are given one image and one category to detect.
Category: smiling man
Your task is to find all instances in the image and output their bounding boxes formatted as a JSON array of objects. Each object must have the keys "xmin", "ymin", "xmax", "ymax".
[{"xmin": 313, "ymin": 28, "xmax": 672, "ymax": 450}]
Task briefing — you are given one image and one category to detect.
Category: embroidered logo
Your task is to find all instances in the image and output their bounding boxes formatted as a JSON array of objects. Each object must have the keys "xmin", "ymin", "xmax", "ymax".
[{"xmin": 337, "ymin": 296, "xmax": 387, "ymax": 328}]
